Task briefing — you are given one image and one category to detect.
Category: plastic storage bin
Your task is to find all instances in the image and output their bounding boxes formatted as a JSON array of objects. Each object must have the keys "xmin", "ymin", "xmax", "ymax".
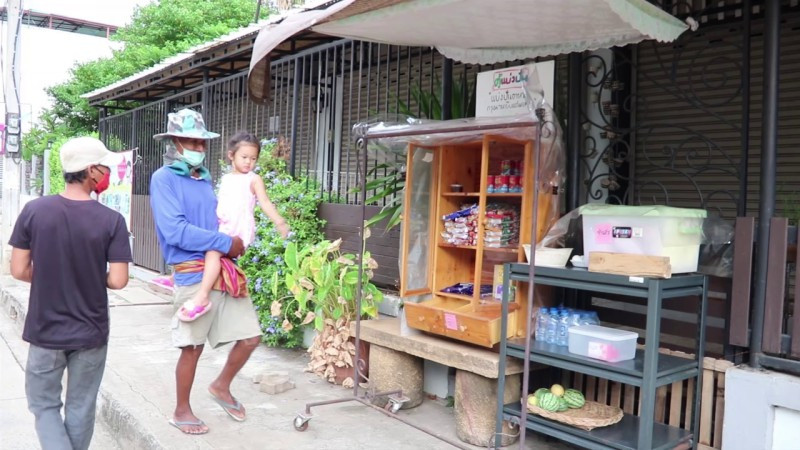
[
  {"xmin": 581, "ymin": 205, "xmax": 707, "ymax": 273},
  {"xmin": 567, "ymin": 325, "xmax": 638, "ymax": 363}
]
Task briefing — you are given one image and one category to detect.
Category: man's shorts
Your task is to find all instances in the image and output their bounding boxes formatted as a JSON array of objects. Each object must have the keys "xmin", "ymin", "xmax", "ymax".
[{"xmin": 171, "ymin": 283, "xmax": 262, "ymax": 349}]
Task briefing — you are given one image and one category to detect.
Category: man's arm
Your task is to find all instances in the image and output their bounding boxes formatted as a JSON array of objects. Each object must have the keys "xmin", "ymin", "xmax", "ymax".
[
  {"xmin": 107, "ymin": 262, "xmax": 128, "ymax": 289},
  {"xmin": 150, "ymin": 171, "xmax": 232, "ymax": 254},
  {"xmin": 10, "ymin": 248, "xmax": 32, "ymax": 282}
]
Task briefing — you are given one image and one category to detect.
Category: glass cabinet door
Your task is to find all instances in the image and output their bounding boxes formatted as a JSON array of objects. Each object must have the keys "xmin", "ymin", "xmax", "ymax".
[{"xmin": 400, "ymin": 145, "xmax": 437, "ymax": 296}]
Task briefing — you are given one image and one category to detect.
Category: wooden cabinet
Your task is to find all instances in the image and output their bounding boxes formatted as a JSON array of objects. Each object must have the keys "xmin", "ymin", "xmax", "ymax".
[{"xmin": 401, "ymin": 132, "xmax": 556, "ymax": 348}]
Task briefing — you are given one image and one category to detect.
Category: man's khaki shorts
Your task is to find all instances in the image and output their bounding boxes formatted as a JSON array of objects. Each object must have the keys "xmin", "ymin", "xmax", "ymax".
[{"xmin": 171, "ymin": 283, "xmax": 262, "ymax": 349}]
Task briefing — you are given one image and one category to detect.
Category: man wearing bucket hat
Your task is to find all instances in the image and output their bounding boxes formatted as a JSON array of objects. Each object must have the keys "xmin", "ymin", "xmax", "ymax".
[
  {"xmin": 149, "ymin": 109, "xmax": 262, "ymax": 435},
  {"xmin": 9, "ymin": 136, "xmax": 132, "ymax": 450}
]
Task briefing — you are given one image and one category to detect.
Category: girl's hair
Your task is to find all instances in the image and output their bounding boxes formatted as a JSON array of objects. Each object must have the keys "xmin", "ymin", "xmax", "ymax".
[{"xmin": 227, "ymin": 131, "xmax": 261, "ymax": 156}]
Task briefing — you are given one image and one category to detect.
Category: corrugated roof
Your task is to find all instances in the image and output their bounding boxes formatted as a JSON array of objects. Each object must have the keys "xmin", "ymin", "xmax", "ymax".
[{"xmin": 82, "ymin": 0, "xmax": 338, "ymax": 102}]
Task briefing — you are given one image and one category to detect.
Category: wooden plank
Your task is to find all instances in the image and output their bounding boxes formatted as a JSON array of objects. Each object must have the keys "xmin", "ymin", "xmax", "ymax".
[
  {"xmin": 597, "ymin": 378, "xmax": 608, "ymax": 405},
  {"xmin": 792, "ymin": 223, "xmax": 800, "ymax": 358},
  {"xmin": 762, "ymin": 218, "xmax": 788, "ymax": 354},
  {"xmin": 623, "ymin": 384, "xmax": 636, "ymax": 414},
  {"xmin": 713, "ymin": 371, "xmax": 725, "ymax": 449},
  {"xmin": 588, "ymin": 252, "xmax": 671, "ymax": 278},
  {"xmin": 729, "ymin": 217, "xmax": 754, "ymax": 346},
  {"xmin": 574, "ymin": 373, "xmax": 584, "ymax": 392},
  {"xmin": 585, "ymin": 376, "xmax": 596, "ymax": 401},
  {"xmin": 684, "ymin": 378, "xmax": 695, "ymax": 430},
  {"xmin": 655, "ymin": 385, "xmax": 668, "ymax": 423},
  {"xmin": 669, "ymin": 381, "xmax": 684, "ymax": 427},
  {"xmin": 699, "ymin": 367, "xmax": 715, "ymax": 446},
  {"xmin": 610, "ymin": 382, "xmax": 622, "ymax": 408}
]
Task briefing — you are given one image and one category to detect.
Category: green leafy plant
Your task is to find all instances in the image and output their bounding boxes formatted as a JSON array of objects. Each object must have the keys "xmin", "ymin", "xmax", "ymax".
[
  {"xmin": 238, "ymin": 138, "xmax": 325, "ymax": 348},
  {"xmin": 271, "ymin": 237, "xmax": 383, "ymax": 385},
  {"xmin": 272, "ymin": 237, "xmax": 383, "ymax": 331}
]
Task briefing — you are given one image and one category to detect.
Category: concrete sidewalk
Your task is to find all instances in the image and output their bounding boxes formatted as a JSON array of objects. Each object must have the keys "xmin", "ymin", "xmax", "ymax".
[{"xmin": 0, "ymin": 276, "xmax": 566, "ymax": 449}]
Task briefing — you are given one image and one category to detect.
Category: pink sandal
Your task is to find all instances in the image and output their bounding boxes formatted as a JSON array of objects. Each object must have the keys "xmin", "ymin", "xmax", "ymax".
[{"xmin": 177, "ymin": 302, "xmax": 212, "ymax": 322}]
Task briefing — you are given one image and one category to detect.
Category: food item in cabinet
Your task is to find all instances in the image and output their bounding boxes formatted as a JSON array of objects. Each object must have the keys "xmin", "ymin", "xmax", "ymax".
[
  {"xmin": 494, "ymin": 175, "xmax": 509, "ymax": 193},
  {"xmin": 563, "ymin": 389, "xmax": 586, "ymax": 408},
  {"xmin": 550, "ymin": 384, "xmax": 565, "ymax": 397},
  {"xmin": 509, "ymin": 175, "xmax": 522, "ymax": 193},
  {"xmin": 484, "ymin": 203, "xmax": 520, "ymax": 248},
  {"xmin": 538, "ymin": 392, "xmax": 561, "ymax": 412},
  {"xmin": 441, "ymin": 282, "xmax": 492, "ymax": 297},
  {"xmin": 450, "ymin": 183, "xmax": 463, "ymax": 192},
  {"xmin": 501, "ymin": 160, "xmax": 512, "ymax": 175},
  {"xmin": 442, "ymin": 204, "xmax": 479, "ymax": 246}
]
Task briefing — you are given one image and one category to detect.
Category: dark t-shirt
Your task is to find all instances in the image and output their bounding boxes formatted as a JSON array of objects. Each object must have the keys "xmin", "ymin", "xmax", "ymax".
[{"xmin": 8, "ymin": 195, "xmax": 133, "ymax": 350}]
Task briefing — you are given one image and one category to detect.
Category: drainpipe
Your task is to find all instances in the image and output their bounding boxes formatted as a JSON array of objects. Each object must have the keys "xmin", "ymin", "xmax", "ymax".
[
  {"xmin": 567, "ymin": 53, "xmax": 582, "ymax": 211},
  {"xmin": 750, "ymin": 0, "xmax": 780, "ymax": 367},
  {"xmin": 290, "ymin": 58, "xmax": 301, "ymax": 176}
]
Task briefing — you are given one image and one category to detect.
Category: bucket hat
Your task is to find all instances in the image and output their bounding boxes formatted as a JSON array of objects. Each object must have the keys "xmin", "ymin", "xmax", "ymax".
[{"xmin": 153, "ymin": 108, "xmax": 220, "ymax": 140}]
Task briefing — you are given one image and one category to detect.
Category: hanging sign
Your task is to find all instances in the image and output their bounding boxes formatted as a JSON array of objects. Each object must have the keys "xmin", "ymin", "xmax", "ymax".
[{"xmin": 475, "ymin": 61, "xmax": 555, "ymax": 118}]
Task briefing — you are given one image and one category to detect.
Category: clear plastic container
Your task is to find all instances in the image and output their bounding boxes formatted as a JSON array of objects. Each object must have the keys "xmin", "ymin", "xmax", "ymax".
[{"xmin": 567, "ymin": 325, "xmax": 638, "ymax": 362}]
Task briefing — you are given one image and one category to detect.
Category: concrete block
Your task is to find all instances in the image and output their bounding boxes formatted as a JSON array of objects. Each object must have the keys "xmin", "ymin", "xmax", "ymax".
[
  {"xmin": 454, "ymin": 369, "xmax": 520, "ymax": 447},
  {"xmin": 377, "ymin": 293, "xmax": 403, "ymax": 317},
  {"xmin": 253, "ymin": 371, "xmax": 296, "ymax": 395},
  {"xmin": 369, "ymin": 344, "xmax": 424, "ymax": 409}
]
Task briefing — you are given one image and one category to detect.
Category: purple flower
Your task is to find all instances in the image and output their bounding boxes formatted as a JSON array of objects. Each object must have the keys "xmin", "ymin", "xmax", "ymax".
[
  {"xmin": 274, "ymin": 256, "xmax": 283, "ymax": 264},
  {"xmin": 254, "ymin": 278, "xmax": 263, "ymax": 292},
  {"xmin": 251, "ymin": 255, "xmax": 260, "ymax": 263}
]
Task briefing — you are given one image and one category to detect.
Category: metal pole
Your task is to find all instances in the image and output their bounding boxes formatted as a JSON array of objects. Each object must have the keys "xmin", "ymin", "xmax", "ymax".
[
  {"xmin": 1, "ymin": 0, "xmax": 23, "ymax": 274},
  {"xmin": 290, "ymin": 58, "xmax": 301, "ymax": 176},
  {"xmin": 442, "ymin": 58, "xmax": 452, "ymax": 120},
  {"xmin": 750, "ymin": 0, "xmax": 780, "ymax": 367},
  {"xmin": 738, "ymin": 0, "xmax": 751, "ymax": 217},
  {"xmin": 43, "ymin": 142, "xmax": 52, "ymax": 195},
  {"xmin": 566, "ymin": 53, "xmax": 582, "ymax": 211}
]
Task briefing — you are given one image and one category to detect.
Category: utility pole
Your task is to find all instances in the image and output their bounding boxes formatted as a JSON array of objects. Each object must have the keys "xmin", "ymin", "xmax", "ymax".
[{"xmin": 1, "ymin": 0, "xmax": 23, "ymax": 273}]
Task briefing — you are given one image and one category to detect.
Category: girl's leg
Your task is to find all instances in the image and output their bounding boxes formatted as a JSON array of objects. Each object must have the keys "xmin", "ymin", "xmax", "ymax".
[{"xmin": 179, "ymin": 251, "xmax": 222, "ymax": 322}]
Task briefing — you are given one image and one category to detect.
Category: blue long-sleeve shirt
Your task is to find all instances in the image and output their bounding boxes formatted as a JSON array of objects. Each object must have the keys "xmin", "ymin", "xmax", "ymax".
[{"xmin": 149, "ymin": 167, "xmax": 232, "ymax": 286}]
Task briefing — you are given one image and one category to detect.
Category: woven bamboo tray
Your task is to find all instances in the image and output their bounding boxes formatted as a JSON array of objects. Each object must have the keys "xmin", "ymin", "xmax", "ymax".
[{"xmin": 527, "ymin": 400, "xmax": 624, "ymax": 431}]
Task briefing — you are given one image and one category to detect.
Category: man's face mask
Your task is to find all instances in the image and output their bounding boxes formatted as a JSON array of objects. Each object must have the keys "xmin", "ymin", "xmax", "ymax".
[
  {"xmin": 90, "ymin": 166, "xmax": 110, "ymax": 195},
  {"xmin": 177, "ymin": 140, "xmax": 206, "ymax": 167}
]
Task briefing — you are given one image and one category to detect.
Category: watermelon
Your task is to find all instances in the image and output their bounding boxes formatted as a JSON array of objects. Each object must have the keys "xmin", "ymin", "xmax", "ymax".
[
  {"xmin": 538, "ymin": 392, "xmax": 560, "ymax": 412},
  {"xmin": 556, "ymin": 396, "xmax": 569, "ymax": 412},
  {"xmin": 563, "ymin": 389, "xmax": 586, "ymax": 409},
  {"xmin": 534, "ymin": 388, "xmax": 551, "ymax": 401}
]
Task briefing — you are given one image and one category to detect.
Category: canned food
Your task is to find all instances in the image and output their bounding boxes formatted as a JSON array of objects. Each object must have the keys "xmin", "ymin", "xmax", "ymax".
[{"xmin": 501, "ymin": 160, "xmax": 512, "ymax": 175}]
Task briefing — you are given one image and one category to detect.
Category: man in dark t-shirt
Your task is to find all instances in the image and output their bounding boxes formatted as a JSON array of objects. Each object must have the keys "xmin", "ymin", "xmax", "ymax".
[{"xmin": 8, "ymin": 136, "xmax": 133, "ymax": 450}]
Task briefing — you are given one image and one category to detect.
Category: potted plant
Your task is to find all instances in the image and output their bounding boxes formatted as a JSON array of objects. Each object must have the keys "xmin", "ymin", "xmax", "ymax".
[{"xmin": 271, "ymin": 237, "xmax": 383, "ymax": 387}]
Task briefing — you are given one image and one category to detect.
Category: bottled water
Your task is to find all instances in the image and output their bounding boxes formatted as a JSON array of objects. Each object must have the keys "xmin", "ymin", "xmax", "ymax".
[
  {"xmin": 579, "ymin": 313, "xmax": 593, "ymax": 326},
  {"xmin": 534, "ymin": 307, "xmax": 548, "ymax": 341},
  {"xmin": 557, "ymin": 311, "xmax": 570, "ymax": 346},
  {"xmin": 545, "ymin": 309, "xmax": 559, "ymax": 344}
]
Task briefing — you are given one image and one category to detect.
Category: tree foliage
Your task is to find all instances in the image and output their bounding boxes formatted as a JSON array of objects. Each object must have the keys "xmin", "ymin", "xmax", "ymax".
[{"xmin": 24, "ymin": 0, "xmax": 273, "ymax": 161}]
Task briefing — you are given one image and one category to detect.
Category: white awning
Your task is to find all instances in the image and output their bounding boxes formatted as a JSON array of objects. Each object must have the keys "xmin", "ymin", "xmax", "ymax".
[
  {"xmin": 312, "ymin": 0, "xmax": 690, "ymax": 64},
  {"xmin": 248, "ymin": 0, "xmax": 691, "ymax": 102}
]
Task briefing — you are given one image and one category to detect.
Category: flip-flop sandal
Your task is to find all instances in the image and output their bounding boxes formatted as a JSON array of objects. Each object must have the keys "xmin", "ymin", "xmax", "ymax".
[
  {"xmin": 169, "ymin": 418, "xmax": 209, "ymax": 435},
  {"xmin": 209, "ymin": 391, "xmax": 246, "ymax": 422},
  {"xmin": 177, "ymin": 302, "xmax": 212, "ymax": 322}
]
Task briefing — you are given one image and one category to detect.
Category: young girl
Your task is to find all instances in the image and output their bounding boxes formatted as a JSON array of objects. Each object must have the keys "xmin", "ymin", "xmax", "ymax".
[{"xmin": 177, "ymin": 132, "xmax": 290, "ymax": 321}]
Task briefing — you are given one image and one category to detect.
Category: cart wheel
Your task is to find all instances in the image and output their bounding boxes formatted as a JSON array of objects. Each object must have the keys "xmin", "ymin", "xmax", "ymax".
[
  {"xmin": 390, "ymin": 401, "xmax": 402, "ymax": 414},
  {"xmin": 293, "ymin": 415, "xmax": 309, "ymax": 432}
]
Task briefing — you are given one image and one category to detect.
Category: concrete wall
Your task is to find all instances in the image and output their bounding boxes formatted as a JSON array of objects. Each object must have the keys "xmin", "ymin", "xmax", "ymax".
[{"xmin": 723, "ymin": 366, "xmax": 800, "ymax": 450}]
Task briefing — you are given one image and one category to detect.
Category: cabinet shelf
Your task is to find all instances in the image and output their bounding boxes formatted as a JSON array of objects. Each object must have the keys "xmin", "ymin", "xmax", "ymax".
[
  {"xmin": 502, "ymin": 402, "xmax": 692, "ymax": 450},
  {"xmin": 506, "ymin": 339, "xmax": 699, "ymax": 387},
  {"xmin": 438, "ymin": 243, "xmax": 477, "ymax": 251},
  {"xmin": 487, "ymin": 192, "xmax": 523, "ymax": 197},
  {"xmin": 436, "ymin": 291, "xmax": 474, "ymax": 302},
  {"xmin": 442, "ymin": 192, "xmax": 480, "ymax": 197},
  {"xmin": 484, "ymin": 246, "xmax": 519, "ymax": 254}
]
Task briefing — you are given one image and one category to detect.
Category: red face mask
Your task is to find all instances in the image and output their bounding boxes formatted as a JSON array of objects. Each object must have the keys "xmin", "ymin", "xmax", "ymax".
[{"xmin": 91, "ymin": 167, "xmax": 111, "ymax": 195}]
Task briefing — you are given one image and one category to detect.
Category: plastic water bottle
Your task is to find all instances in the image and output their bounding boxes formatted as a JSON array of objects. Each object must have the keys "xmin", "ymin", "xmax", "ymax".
[
  {"xmin": 579, "ymin": 313, "xmax": 593, "ymax": 326},
  {"xmin": 557, "ymin": 311, "xmax": 570, "ymax": 346},
  {"xmin": 545, "ymin": 309, "xmax": 558, "ymax": 344},
  {"xmin": 534, "ymin": 307, "xmax": 548, "ymax": 341}
]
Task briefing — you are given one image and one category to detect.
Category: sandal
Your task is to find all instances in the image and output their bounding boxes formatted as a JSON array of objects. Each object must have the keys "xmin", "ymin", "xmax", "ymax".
[
  {"xmin": 169, "ymin": 418, "xmax": 209, "ymax": 435},
  {"xmin": 176, "ymin": 301, "xmax": 212, "ymax": 322}
]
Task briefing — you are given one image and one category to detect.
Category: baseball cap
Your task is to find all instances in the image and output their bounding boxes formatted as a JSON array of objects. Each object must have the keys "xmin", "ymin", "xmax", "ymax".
[{"xmin": 60, "ymin": 137, "xmax": 124, "ymax": 173}]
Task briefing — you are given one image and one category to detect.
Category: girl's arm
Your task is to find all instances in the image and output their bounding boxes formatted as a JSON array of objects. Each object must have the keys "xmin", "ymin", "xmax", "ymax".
[{"xmin": 252, "ymin": 175, "xmax": 290, "ymax": 238}]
